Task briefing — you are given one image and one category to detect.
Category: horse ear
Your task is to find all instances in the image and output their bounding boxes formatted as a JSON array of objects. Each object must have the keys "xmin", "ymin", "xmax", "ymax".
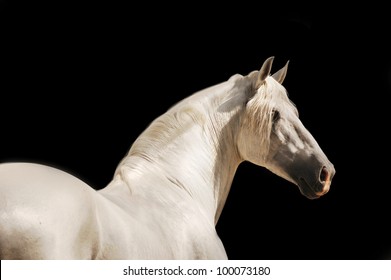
[
  {"xmin": 272, "ymin": 60, "xmax": 289, "ymax": 84},
  {"xmin": 255, "ymin": 56, "xmax": 274, "ymax": 89}
]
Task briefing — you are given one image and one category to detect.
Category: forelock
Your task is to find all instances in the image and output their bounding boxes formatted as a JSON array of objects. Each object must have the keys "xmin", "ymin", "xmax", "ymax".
[{"xmin": 241, "ymin": 78, "xmax": 291, "ymax": 154}]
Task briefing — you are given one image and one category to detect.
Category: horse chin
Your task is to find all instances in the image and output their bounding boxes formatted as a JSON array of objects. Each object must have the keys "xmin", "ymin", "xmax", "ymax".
[{"xmin": 297, "ymin": 178, "xmax": 322, "ymax": 200}]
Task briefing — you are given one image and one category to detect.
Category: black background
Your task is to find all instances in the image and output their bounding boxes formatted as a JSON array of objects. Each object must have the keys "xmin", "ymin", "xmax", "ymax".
[{"xmin": 1, "ymin": 2, "xmax": 390, "ymax": 259}]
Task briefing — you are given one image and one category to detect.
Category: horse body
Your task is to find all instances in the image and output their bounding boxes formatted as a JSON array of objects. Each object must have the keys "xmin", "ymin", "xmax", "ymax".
[
  {"xmin": 0, "ymin": 57, "xmax": 335, "ymax": 259},
  {"xmin": 0, "ymin": 162, "xmax": 99, "ymax": 259},
  {"xmin": 0, "ymin": 162, "xmax": 227, "ymax": 259}
]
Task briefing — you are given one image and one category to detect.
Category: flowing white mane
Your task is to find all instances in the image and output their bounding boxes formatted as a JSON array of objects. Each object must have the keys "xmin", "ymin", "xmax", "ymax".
[{"xmin": 116, "ymin": 73, "xmax": 249, "ymax": 171}]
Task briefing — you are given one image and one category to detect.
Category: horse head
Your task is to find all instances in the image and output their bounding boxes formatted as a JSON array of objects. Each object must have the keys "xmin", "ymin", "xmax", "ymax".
[{"xmin": 238, "ymin": 57, "xmax": 335, "ymax": 199}]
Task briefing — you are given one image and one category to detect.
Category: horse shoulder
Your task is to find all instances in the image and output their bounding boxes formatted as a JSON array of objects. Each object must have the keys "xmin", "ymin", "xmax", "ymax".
[
  {"xmin": 0, "ymin": 162, "xmax": 100, "ymax": 259},
  {"xmin": 94, "ymin": 187, "xmax": 227, "ymax": 259}
]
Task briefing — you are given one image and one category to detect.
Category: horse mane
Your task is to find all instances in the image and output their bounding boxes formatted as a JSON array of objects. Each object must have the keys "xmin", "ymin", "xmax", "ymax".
[
  {"xmin": 116, "ymin": 75, "xmax": 245, "ymax": 167},
  {"xmin": 115, "ymin": 70, "xmax": 297, "ymax": 172}
]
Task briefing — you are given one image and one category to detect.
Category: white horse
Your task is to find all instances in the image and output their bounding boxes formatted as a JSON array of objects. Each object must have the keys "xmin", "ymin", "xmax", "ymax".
[{"xmin": 0, "ymin": 57, "xmax": 335, "ymax": 259}]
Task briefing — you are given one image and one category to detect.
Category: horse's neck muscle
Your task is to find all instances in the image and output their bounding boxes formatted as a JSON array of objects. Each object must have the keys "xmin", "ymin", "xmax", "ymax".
[{"xmin": 103, "ymin": 86, "xmax": 244, "ymax": 224}]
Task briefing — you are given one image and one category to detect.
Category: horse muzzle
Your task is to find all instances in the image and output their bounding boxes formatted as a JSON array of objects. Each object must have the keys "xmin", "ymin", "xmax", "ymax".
[{"xmin": 298, "ymin": 164, "xmax": 335, "ymax": 200}]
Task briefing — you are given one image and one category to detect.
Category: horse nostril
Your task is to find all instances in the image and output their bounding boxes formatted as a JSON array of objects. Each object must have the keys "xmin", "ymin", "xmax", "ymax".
[{"xmin": 320, "ymin": 166, "xmax": 329, "ymax": 182}]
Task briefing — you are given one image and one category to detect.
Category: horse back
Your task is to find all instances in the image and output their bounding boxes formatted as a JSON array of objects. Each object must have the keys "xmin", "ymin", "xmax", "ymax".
[{"xmin": 0, "ymin": 162, "xmax": 100, "ymax": 259}]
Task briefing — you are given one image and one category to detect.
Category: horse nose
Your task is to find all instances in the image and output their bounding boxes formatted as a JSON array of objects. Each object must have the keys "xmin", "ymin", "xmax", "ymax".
[
  {"xmin": 319, "ymin": 166, "xmax": 329, "ymax": 182},
  {"xmin": 316, "ymin": 166, "xmax": 335, "ymax": 196}
]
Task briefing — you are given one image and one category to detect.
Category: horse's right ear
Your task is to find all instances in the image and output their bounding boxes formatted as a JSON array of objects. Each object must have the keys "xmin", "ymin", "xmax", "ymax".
[
  {"xmin": 255, "ymin": 56, "xmax": 274, "ymax": 89},
  {"xmin": 272, "ymin": 60, "xmax": 289, "ymax": 84}
]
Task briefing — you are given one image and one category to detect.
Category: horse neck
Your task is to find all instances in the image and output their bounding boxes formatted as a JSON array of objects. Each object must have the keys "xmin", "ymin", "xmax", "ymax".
[{"xmin": 108, "ymin": 82, "xmax": 245, "ymax": 224}]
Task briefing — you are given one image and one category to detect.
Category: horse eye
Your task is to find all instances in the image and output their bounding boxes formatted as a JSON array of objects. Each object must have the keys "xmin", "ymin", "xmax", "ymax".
[{"xmin": 272, "ymin": 110, "xmax": 280, "ymax": 122}]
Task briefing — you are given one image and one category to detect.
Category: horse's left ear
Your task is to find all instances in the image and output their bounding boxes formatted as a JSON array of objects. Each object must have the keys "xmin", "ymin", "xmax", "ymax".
[
  {"xmin": 272, "ymin": 60, "xmax": 289, "ymax": 84},
  {"xmin": 255, "ymin": 56, "xmax": 274, "ymax": 89}
]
